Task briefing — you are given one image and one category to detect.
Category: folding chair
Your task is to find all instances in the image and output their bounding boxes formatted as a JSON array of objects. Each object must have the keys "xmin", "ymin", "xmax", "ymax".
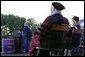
[
  {"xmin": 36, "ymin": 24, "xmax": 68, "ymax": 56},
  {"xmin": 64, "ymin": 37, "xmax": 72, "ymax": 56}
]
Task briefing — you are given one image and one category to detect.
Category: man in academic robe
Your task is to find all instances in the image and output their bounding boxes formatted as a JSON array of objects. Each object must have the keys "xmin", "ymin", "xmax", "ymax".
[{"xmin": 28, "ymin": 2, "xmax": 69, "ymax": 56}]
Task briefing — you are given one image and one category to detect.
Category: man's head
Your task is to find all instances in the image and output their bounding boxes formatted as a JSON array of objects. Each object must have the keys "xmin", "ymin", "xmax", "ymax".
[{"xmin": 51, "ymin": 2, "xmax": 65, "ymax": 14}]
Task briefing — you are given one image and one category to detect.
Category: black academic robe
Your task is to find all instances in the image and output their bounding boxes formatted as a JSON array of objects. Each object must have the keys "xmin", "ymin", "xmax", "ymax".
[{"xmin": 66, "ymin": 25, "xmax": 81, "ymax": 47}]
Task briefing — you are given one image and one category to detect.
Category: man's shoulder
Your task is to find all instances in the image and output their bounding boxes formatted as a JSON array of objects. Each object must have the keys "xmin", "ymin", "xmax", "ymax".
[
  {"xmin": 46, "ymin": 14, "xmax": 57, "ymax": 20},
  {"xmin": 63, "ymin": 17, "xmax": 68, "ymax": 20},
  {"xmin": 44, "ymin": 15, "xmax": 53, "ymax": 21},
  {"xmin": 46, "ymin": 15, "xmax": 52, "ymax": 18},
  {"xmin": 63, "ymin": 17, "xmax": 69, "ymax": 24}
]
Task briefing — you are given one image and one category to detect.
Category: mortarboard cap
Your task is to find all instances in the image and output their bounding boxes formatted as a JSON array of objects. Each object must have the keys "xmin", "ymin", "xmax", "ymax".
[
  {"xmin": 72, "ymin": 16, "xmax": 79, "ymax": 21},
  {"xmin": 52, "ymin": 2, "xmax": 65, "ymax": 10}
]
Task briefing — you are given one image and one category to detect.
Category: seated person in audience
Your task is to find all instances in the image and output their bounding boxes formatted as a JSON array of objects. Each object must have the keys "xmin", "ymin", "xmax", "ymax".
[
  {"xmin": 66, "ymin": 16, "xmax": 82, "ymax": 56},
  {"xmin": 28, "ymin": 2, "xmax": 69, "ymax": 56}
]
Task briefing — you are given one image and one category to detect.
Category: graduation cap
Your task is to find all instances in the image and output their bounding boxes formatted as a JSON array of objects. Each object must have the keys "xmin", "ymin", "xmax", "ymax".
[
  {"xmin": 72, "ymin": 16, "xmax": 79, "ymax": 21},
  {"xmin": 52, "ymin": 2, "xmax": 65, "ymax": 10}
]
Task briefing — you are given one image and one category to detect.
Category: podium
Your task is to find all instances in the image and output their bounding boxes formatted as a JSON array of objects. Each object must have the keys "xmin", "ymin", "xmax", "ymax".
[
  {"xmin": 14, "ymin": 38, "xmax": 22, "ymax": 52},
  {"xmin": 2, "ymin": 39, "xmax": 15, "ymax": 53}
]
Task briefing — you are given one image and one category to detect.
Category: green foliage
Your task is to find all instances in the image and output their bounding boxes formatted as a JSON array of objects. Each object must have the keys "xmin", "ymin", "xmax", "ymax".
[
  {"xmin": 27, "ymin": 18, "xmax": 36, "ymax": 28},
  {"xmin": 27, "ymin": 18, "xmax": 41, "ymax": 32},
  {"xmin": 1, "ymin": 14, "xmax": 26, "ymax": 33},
  {"xmin": 1, "ymin": 14, "xmax": 41, "ymax": 36}
]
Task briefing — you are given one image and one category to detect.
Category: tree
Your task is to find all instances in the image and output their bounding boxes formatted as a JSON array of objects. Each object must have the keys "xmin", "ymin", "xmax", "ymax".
[
  {"xmin": 27, "ymin": 18, "xmax": 41, "ymax": 32},
  {"xmin": 1, "ymin": 14, "xmax": 41, "ymax": 37},
  {"xmin": 27, "ymin": 18, "xmax": 36, "ymax": 28},
  {"xmin": 1, "ymin": 14, "xmax": 26, "ymax": 33}
]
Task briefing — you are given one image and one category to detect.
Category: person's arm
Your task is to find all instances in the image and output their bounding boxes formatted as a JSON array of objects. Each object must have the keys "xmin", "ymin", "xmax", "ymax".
[
  {"xmin": 36, "ymin": 16, "xmax": 53, "ymax": 38},
  {"xmin": 27, "ymin": 28, "xmax": 32, "ymax": 40},
  {"xmin": 29, "ymin": 30, "xmax": 32, "ymax": 39}
]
